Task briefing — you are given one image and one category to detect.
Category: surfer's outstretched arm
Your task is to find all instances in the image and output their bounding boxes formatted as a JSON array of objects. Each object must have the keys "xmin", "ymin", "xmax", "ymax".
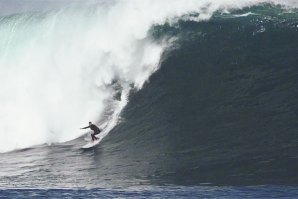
[{"xmin": 80, "ymin": 125, "xmax": 90, "ymax": 129}]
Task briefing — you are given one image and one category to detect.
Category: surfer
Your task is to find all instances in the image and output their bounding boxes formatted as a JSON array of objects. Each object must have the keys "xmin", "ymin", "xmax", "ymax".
[{"xmin": 80, "ymin": 122, "xmax": 101, "ymax": 141}]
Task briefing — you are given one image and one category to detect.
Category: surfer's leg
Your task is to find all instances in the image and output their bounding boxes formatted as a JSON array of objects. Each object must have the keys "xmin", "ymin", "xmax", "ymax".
[
  {"xmin": 91, "ymin": 134, "xmax": 96, "ymax": 141},
  {"xmin": 94, "ymin": 132, "xmax": 99, "ymax": 140}
]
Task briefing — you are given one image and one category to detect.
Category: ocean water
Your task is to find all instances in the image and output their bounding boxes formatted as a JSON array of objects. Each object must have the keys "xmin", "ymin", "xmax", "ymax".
[
  {"xmin": 1, "ymin": 186, "xmax": 298, "ymax": 198},
  {"xmin": 0, "ymin": 0, "xmax": 298, "ymax": 198}
]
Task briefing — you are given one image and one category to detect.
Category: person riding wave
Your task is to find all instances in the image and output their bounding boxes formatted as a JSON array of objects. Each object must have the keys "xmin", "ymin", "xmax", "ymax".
[{"xmin": 80, "ymin": 121, "xmax": 101, "ymax": 141}]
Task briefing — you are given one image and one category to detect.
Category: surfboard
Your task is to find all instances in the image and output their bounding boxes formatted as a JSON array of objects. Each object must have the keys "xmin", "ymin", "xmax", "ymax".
[{"xmin": 81, "ymin": 139, "xmax": 100, "ymax": 149}]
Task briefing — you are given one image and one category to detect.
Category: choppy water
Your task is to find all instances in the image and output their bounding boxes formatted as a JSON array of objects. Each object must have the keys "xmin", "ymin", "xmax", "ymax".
[{"xmin": 1, "ymin": 186, "xmax": 298, "ymax": 198}]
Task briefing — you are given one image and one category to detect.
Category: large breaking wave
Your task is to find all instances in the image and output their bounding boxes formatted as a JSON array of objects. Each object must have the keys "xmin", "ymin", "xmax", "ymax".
[{"xmin": 0, "ymin": 0, "xmax": 297, "ymax": 153}]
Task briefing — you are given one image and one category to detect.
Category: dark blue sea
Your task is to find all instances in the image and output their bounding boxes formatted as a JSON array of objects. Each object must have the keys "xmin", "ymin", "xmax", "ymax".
[
  {"xmin": 0, "ymin": 0, "xmax": 298, "ymax": 198},
  {"xmin": 1, "ymin": 186, "xmax": 298, "ymax": 198}
]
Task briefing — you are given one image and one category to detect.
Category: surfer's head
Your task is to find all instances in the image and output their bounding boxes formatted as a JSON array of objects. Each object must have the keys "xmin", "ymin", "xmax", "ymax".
[{"xmin": 89, "ymin": 121, "xmax": 92, "ymax": 125}]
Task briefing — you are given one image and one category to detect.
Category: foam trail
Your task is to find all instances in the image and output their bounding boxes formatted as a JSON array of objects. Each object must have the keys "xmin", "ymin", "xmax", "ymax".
[{"xmin": 0, "ymin": 0, "xmax": 296, "ymax": 153}]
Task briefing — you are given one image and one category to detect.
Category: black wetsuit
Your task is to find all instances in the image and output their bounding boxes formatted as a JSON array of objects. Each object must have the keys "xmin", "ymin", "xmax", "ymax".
[{"xmin": 82, "ymin": 124, "xmax": 101, "ymax": 141}]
